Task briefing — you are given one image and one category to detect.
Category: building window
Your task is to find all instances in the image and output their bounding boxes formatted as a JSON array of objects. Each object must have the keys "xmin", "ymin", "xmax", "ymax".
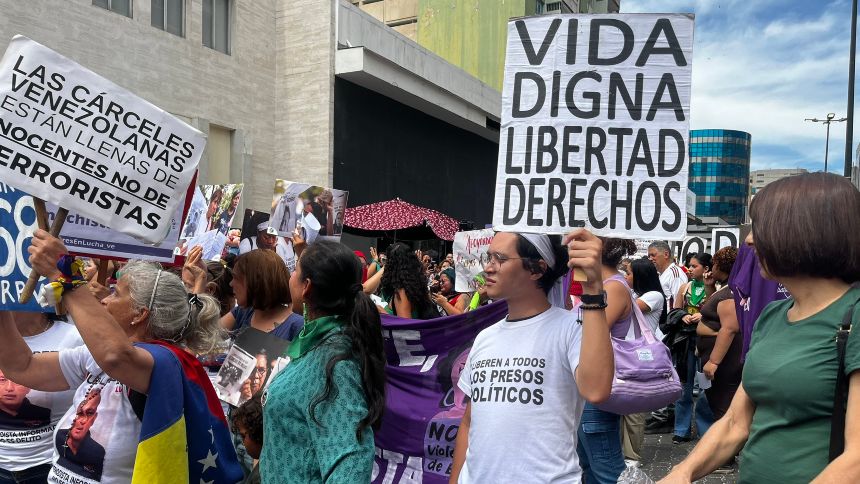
[
  {"xmin": 152, "ymin": 0, "xmax": 184, "ymax": 37},
  {"xmin": 93, "ymin": 0, "xmax": 132, "ymax": 17},
  {"xmin": 535, "ymin": 0, "xmax": 546, "ymax": 14},
  {"xmin": 203, "ymin": 0, "xmax": 231, "ymax": 54}
]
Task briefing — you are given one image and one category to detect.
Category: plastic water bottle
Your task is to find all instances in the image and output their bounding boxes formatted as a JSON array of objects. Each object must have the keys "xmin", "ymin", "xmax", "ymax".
[{"xmin": 617, "ymin": 466, "xmax": 657, "ymax": 484}]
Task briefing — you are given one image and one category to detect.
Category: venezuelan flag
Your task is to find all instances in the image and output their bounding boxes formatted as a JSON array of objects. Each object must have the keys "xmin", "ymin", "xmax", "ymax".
[{"xmin": 132, "ymin": 341, "xmax": 243, "ymax": 484}]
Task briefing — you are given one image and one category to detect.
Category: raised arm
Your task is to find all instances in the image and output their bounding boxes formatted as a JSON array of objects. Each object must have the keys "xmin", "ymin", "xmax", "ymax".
[
  {"xmin": 660, "ymin": 384, "xmax": 755, "ymax": 483},
  {"xmin": 29, "ymin": 229, "xmax": 154, "ymax": 395},
  {"xmin": 363, "ymin": 266, "xmax": 384, "ymax": 294},
  {"xmin": 564, "ymin": 229, "xmax": 613, "ymax": 403},
  {"xmin": 0, "ymin": 311, "xmax": 68, "ymax": 392}
]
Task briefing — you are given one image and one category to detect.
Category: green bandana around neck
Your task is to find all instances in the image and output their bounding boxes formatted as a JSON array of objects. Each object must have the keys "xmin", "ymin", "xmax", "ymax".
[
  {"xmin": 286, "ymin": 315, "xmax": 343, "ymax": 360},
  {"xmin": 689, "ymin": 279, "xmax": 706, "ymax": 307}
]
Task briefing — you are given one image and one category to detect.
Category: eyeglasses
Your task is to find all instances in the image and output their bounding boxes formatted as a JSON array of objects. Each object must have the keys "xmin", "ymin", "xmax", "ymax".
[{"xmin": 478, "ymin": 252, "xmax": 532, "ymax": 267}]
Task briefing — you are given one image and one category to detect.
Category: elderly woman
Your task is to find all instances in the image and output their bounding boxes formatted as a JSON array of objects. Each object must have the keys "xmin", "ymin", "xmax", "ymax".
[
  {"xmin": 0, "ymin": 230, "xmax": 242, "ymax": 483},
  {"xmin": 661, "ymin": 172, "xmax": 860, "ymax": 483}
]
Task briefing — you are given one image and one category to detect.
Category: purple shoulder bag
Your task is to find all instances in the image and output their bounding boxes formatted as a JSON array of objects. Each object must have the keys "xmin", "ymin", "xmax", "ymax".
[{"xmin": 595, "ymin": 292, "xmax": 682, "ymax": 415}]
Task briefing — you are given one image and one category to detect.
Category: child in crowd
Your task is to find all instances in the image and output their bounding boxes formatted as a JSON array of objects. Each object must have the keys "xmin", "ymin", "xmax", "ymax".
[{"xmin": 232, "ymin": 394, "xmax": 264, "ymax": 484}]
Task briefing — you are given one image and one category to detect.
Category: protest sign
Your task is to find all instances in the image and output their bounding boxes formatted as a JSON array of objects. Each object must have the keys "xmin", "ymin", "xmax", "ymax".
[
  {"xmin": 492, "ymin": 15, "xmax": 694, "ymax": 240},
  {"xmin": 269, "ymin": 179, "xmax": 348, "ymax": 243},
  {"xmin": 373, "ymin": 301, "xmax": 508, "ymax": 484},
  {"xmin": 711, "ymin": 227, "xmax": 740, "ymax": 253},
  {"xmin": 635, "ymin": 239, "xmax": 656, "ymax": 258},
  {"xmin": 674, "ymin": 235, "xmax": 707, "ymax": 263},
  {"xmin": 176, "ymin": 184, "xmax": 242, "ymax": 259},
  {"xmin": 452, "ymin": 229, "xmax": 494, "ymax": 292},
  {"xmin": 180, "ymin": 184, "xmax": 243, "ymax": 241},
  {"xmin": 214, "ymin": 328, "xmax": 289, "ymax": 407},
  {"xmin": 238, "ymin": 209, "xmax": 297, "ymax": 271},
  {"xmin": 0, "ymin": 183, "xmax": 49, "ymax": 311},
  {"xmin": 0, "ymin": 36, "xmax": 204, "ymax": 244}
]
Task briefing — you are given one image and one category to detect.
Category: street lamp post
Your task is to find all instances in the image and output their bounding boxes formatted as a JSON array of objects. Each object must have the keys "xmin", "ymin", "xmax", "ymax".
[{"xmin": 805, "ymin": 113, "xmax": 848, "ymax": 172}]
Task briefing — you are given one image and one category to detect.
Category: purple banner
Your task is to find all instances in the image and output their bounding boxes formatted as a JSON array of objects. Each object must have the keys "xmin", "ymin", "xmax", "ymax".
[
  {"xmin": 728, "ymin": 243, "xmax": 791, "ymax": 362},
  {"xmin": 373, "ymin": 300, "xmax": 509, "ymax": 484}
]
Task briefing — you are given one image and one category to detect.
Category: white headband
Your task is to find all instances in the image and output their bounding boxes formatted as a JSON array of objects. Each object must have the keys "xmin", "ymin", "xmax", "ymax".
[
  {"xmin": 520, "ymin": 233, "xmax": 556, "ymax": 268},
  {"xmin": 257, "ymin": 221, "xmax": 270, "ymax": 232},
  {"xmin": 520, "ymin": 233, "xmax": 568, "ymax": 309}
]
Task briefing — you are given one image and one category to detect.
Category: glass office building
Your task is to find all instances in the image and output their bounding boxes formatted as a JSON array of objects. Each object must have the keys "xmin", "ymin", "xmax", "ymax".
[{"xmin": 688, "ymin": 129, "xmax": 752, "ymax": 225}]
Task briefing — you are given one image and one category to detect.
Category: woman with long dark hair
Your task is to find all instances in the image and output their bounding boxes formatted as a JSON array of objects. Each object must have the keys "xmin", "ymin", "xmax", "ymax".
[
  {"xmin": 379, "ymin": 243, "xmax": 439, "ymax": 319},
  {"xmin": 626, "ymin": 258, "xmax": 668, "ymax": 335},
  {"xmin": 620, "ymin": 257, "xmax": 669, "ymax": 467},
  {"xmin": 261, "ymin": 241, "xmax": 385, "ymax": 483}
]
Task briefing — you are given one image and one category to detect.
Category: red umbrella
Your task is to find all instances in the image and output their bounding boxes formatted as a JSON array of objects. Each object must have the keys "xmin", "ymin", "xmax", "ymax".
[{"xmin": 344, "ymin": 198, "xmax": 459, "ymax": 241}]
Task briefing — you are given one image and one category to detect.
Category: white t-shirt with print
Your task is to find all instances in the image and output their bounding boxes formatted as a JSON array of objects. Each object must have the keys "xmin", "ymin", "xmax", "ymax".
[
  {"xmin": 0, "ymin": 322, "xmax": 83, "ymax": 472},
  {"xmin": 659, "ymin": 263, "xmax": 688, "ymax": 305},
  {"xmin": 49, "ymin": 345, "xmax": 143, "ymax": 484},
  {"xmin": 457, "ymin": 306, "xmax": 585, "ymax": 484}
]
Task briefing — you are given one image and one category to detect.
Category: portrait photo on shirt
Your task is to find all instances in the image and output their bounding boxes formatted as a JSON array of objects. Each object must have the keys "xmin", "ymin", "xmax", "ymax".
[
  {"xmin": 0, "ymin": 369, "xmax": 51, "ymax": 430},
  {"xmin": 268, "ymin": 179, "xmax": 348, "ymax": 242},
  {"xmin": 55, "ymin": 386, "xmax": 108, "ymax": 482},
  {"xmin": 215, "ymin": 328, "xmax": 290, "ymax": 407}
]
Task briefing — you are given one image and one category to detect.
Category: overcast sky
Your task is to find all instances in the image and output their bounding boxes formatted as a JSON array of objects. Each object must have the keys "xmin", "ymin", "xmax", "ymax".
[{"xmin": 624, "ymin": 0, "xmax": 858, "ymax": 173}]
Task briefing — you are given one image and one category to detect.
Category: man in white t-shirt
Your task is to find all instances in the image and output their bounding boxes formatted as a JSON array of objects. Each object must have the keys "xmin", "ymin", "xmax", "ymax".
[
  {"xmin": 648, "ymin": 241, "xmax": 688, "ymax": 307},
  {"xmin": 449, "ymin": 230, "xmax": 614, "ymax": 484}
]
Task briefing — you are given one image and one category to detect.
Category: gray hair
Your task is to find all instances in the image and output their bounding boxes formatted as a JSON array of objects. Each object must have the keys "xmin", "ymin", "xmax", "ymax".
[
  {"xmin": 648, "ymin": 240, "xmax": 672, "ymax": 256},
  {"xmin": 121, "ymin": 260, "xmax": 226, "ymax": 355}
]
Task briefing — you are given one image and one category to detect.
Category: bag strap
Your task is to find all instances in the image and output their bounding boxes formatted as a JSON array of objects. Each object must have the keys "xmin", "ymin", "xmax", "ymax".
[
  {"xmin": 829, "ymin": 300, "xmax": 857, "ymax": 461},
  {"xmin": 627, "ymin": 291, "xmax": 657, "ymax": 345}
]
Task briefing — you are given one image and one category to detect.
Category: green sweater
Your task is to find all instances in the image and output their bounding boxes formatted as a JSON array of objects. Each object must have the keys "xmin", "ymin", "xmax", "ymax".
[{"xmin": 260, "ymin": 331, "xmax": 373, "ymax": 483}]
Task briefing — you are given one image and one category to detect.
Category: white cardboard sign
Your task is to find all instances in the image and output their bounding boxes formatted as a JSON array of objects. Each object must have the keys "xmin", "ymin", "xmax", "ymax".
[
  {"xmin": 0, "ymin": 36, "xmax": 204, "ymax": 244},
  {"xmin": 452, "ymin": 229, "xmax": 495, "ymax": 292},
  {"xmin": 492, "ymin": 14, "xmax": 694, "ymax": 240},
  {"xmin": 711, "ymin": 227, "xmax": 740, "ymax": 253}
]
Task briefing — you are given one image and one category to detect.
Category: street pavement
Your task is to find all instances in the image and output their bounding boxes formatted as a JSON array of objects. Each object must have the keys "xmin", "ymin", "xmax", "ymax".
[{"xmin": 639, "ymin": 433, "xmax": 738, "ymax": 483}]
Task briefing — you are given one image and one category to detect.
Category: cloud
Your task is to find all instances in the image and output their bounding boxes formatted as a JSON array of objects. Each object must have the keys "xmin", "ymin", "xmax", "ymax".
[{"xmin": 624, "ymin": 0, "xmax": 857, "ymax": 172}]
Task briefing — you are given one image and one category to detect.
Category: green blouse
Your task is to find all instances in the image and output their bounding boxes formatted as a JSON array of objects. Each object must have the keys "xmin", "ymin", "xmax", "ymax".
[{"xmin": 260, "ymin": 324, "xmax": 373, "ymax": 483}]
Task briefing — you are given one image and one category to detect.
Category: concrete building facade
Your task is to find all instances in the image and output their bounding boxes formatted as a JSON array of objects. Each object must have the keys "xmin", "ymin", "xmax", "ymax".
[
  {"xmin": 749, "ymin": 168, "xmax": 808, "ymax": 196},
  {"xmin": 1, "ymin": 0, "xmax": 502, "ymax": 227},
  {"xmin": 351, "ymin": 0, "xmax": 620, "ymax": 90}
]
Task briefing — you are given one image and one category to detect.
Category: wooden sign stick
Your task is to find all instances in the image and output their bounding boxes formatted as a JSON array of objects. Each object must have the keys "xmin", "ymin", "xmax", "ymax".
[
  {"xmin": 572, "ymin": 267, "xmax": 587, "ymax": 282},
  {"xmin": 19, "ymin": 199, "xmax": 69, "ymax": 304},
  {"xmin": 96, "ymin": 259, "xmax": 110, "ymax": 286}
]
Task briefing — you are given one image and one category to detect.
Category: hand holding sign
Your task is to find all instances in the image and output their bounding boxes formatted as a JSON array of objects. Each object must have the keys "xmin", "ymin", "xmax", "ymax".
[
  {"xmin": 27, "ymin": 228, "xmax": 69, "ymax": 280},
  {"xmin": 182, "ymin": 245, "xmax": 207, "ymax": 294},
  {"xmin": 562, "ymin": 229, "xmax": 603, "ymax": 288},
  {"xmin": 19, "ymin": 202, "xmax": 67, "ymax": 303}
]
